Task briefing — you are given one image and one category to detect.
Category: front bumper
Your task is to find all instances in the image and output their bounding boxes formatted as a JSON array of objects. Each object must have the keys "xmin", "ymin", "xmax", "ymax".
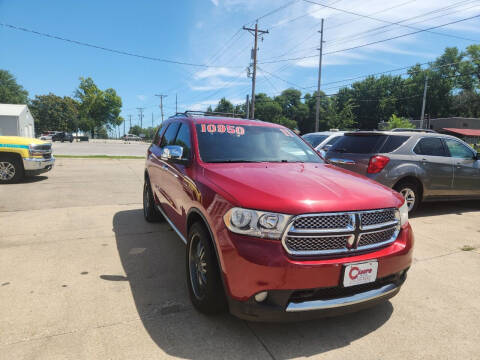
[
  {"xmin": 23, "ymin": 157, "xmax": 55, "ymax": 175},
  {"xmin": 228, "ymin": 270, "xmax": 406, "ymax": 322},
  {"xmin": 217, "ymin": 223, "xmax": 413, "ymax": 321}
]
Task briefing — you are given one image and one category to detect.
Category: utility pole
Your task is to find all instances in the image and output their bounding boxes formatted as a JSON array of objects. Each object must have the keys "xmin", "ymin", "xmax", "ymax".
[
  {"xmin": 151, "ymin": 113, "xmax": 154, "ymax": 127},
  {"xmin": 315, "ymin": 19, "xmax": 325, "ymax": 133},
  {"xmin": 155, "ymin": 94, "xmax": 168, "ymax": 123},
  {"xmin": 128, "ymin": 115, "xmax": 132, "ymax": 133},
  {"xmin": 420, "ymin": 76, "xmax": 428, "ymax": 129},
  {"xmin": 246, "ymin": 94, "xmax": 250, "ymax": 119},
  {"xmin": 123, "ymin": 117, "xmax": 125, "ymax": 136},
  {"xmin": 137, "ymin": 108, "xmax": 144, "ymax": 129},
  {"xmin": 243, "ymin": 21, "xmax": 268, "ymax": 119},
  {"xmin": 176, "ymin": 93, "xmax": 178, "ymax": 113}
]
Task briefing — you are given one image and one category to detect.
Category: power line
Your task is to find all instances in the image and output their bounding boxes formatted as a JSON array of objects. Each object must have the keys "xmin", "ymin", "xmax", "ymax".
[
  {"xmin": 302, "ymin": 0, "xmax": 479, "ymax": 43},
  {"xmin": 327, "ymin": 0, "xmax": 480, "ymax": 47},
  {"xmin": 0, "ymin": 23, "xmax": 242, "ymax": 69},
  {"xmin": 258, "ymin": 14, "xmax": 480, "ymax": 65}
]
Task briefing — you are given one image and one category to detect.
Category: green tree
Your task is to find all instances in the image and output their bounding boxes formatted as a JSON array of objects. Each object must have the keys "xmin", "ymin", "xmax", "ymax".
[
  {"xmin": 214, "ymin": 97, "xmax": 234, "ymax": 114},
  {"xmin": 0, "ymin": 70, "xmax": 28, "ymax": 104},
  {"xmin": 385, "ymin": 114, "xmax": 415, "ymax": 130},
  {"xmin": 29, "ymin": 93, "xmax": 79, "ymax": 133},
  {"xmin": 75, "ymin": 77, "xmax": 122, "ymax": 138},
  {"xmin": 327, "ymin": 99, "xmax": 357, "ymax": 130}
]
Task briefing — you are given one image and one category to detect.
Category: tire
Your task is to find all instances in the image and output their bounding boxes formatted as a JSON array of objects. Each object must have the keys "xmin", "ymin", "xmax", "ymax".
[
  {"xmin": 143, "ymin": 178, "xmax": 162, "ymax": 222},
  {"xmin": 394, "ymin": 181, "xmax": 420, "ymax": 213},
  {"xmin": 0, "ymin": 154, "xmax": 24, "ymax": 184},
  {"xmin": 186, "ymin": 222, "xmax": 227, "ymax": 314}
]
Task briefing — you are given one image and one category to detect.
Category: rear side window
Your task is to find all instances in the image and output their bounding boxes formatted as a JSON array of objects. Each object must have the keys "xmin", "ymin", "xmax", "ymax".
[
  {"xmin": 160, "ymin": 122, "xmax": 180, "ymax": 147},
  {"xmin": 330, "ymin": 135, "xmax": 387, "ymax": 154},
  {"xmin": 302, "ymin": 134, "xmax": 328, "ymax": 147},
  {"xmin": 413, "ymin": 138, "xmax": 446, "ymax": 156},
  {"xmin": 378, "ymin": 135, "xmax": 410, "ymax": 153},
  {"xmin": 174, "ymin": 123, "xmax": 192, "ymax": 160}
]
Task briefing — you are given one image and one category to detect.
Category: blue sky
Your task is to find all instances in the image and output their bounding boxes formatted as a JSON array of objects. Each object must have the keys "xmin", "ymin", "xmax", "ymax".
[{"xmin": 1, "ymin": 0, "xmax": 479, "ymax": 133}]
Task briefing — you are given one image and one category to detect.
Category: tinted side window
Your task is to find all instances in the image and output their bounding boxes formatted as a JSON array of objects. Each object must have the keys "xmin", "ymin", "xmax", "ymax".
[
  {"xmin": 379, "ymin": 135, "xmax": 410, "ymax": 153},
  {"xmin": 153, "ymin": 124, "xmax": 165, "ymax": 145},
  {"xmin": 330, "ymin": 135, "xmax": 387, "ymax": 154},
  {"xmin": 302, "ymin": 134, "xmax": 328, "ymax": 147},
  {"xmin": 445, "ymin": 139, "xmax": 474, "ymax": 159},
  {"xmin": 174, "ymin": 123, "xmax": 192, "ymax": 160},
  {"xmin": 413, "ymin": 138, "xmax": 446, "ymax": 156},
  {"xmin": 326, "ymin": 136, "xmax": 342, "ymax": 146},
  {"xmin": 160, "ymin": 122, "xmax": 180, "ymax": 147}
]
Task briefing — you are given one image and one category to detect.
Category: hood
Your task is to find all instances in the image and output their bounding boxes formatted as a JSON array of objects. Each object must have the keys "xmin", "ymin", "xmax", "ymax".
[
  {"xmin": 0, "ymin": 136, "xmax": 48, "ymax": 146},
  {"xmin": 204, "ymin": 162, "xmax": 403, "ymax": 214}
]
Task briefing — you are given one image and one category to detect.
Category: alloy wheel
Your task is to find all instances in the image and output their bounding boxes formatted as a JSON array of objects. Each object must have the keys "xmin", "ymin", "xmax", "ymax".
[
  {"xmin": 143, "ymin": 183, "xmax": 150, "ymax": 217},
  {"xmin": 189, "ymin": 235, "xmax": 208, "ymax": 300},
  {"xmin": 0, "ymin": 162, "xmax": 15, "ymax": 181},
  {"xmin": 400, "ymin": 188, "xmax": 416, "ymax": 211}
]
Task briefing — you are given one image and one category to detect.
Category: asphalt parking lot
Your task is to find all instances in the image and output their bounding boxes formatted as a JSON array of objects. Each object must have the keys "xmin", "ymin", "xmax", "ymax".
[{"xmin": 1, "ymin": 159, "xmax": 480, "ymax": 359}]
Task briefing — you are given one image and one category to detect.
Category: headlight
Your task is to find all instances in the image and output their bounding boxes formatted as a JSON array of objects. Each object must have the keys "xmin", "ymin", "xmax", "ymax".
[
  {"xmin": 223, "ymin": 207, "xmax": 291, "ymax": 239},
  {"xmin": 29, "ymin": 144, "xmax": 51, "ymax": 157},
  {"xmin": 396, "ymin": 201, "xmax": 409, "ymax": 226},
  {"xmin": 29, "ymin": 144, "xmax": 44, "ymax": 156}
]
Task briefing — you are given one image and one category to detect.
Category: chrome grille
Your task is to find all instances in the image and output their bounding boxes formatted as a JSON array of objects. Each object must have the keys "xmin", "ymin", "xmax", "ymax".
[
  {"xmin": 282, "ymin": 209, "xmax": 399, "ymax": 257},
  {"xmin": 285, "ymin": 236, "xmax": 350, "ymax": 252},
  {"xmin": 358, "ymin": 228, "xmax": 397, "ymax": 247},
  {"xmin": 293, "ymin": 214, "xmax": 352, "ymax": 230},
  {"xmin": 360, "ymin": 209, "xmax": 396, "ymax": 228}
]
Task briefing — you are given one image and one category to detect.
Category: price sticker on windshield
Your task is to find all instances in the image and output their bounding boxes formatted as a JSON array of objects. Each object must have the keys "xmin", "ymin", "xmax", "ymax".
[{"xmin": 200, "ymin": 124, "xmax": 245, "ymax": 135}]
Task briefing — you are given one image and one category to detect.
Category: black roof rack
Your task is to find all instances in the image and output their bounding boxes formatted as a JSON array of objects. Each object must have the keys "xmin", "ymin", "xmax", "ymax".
[{"xmin": 169, "ymin": 110, "xmax": 247, "ymax": 119}]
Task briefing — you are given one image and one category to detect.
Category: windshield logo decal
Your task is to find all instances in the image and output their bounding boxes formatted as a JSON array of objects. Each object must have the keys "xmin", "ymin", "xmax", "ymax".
[{"xmin": 200, "ymin": 124, "xmax": 245, "ymax": 135}]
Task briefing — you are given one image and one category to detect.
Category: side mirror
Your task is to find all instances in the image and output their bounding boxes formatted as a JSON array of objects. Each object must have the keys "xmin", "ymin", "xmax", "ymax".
[{"xmin": 161, "ymin": 145, "xmax": 188, "ymax": 164}]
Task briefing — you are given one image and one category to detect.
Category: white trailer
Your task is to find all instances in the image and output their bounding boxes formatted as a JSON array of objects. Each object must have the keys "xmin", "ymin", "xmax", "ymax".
[{"xmin": 0, "ymin": 104, "xmax": 35, "ymax": 138}]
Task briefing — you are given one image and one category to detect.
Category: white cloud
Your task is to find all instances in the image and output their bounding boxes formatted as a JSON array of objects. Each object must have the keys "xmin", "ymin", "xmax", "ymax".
[
  {"xmin": 211, "ymin": 0, "xmax": 219, "ymax": 6},
  {"xmin": 194, "ymin": 67, "xmax": 239, "ymax": 80},
  {"xmin": 190, "ymin": 77, "xmax": 247, "ymax": 91}
]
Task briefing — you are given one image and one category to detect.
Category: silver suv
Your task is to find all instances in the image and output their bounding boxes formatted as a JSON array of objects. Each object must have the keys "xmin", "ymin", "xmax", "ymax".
[{"xmin": 325, "ymin": 131, "xmax": 480, "ymax": 212}]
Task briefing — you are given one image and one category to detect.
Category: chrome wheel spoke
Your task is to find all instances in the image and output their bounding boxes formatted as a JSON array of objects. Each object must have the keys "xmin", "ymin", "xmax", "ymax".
[
  {"xmin": 0, "ymin": 162, "xmax": 15, "ymax": 181},
  {"xmin": 189, "ymin": 235, "xmax": 208, "ymax": 300}
]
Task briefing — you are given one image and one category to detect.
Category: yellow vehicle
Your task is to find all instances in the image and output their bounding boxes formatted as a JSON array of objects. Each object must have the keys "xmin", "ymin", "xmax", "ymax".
[{"xmin": 0, "ymin": 136, "xmax": 55, "ymax": 183}]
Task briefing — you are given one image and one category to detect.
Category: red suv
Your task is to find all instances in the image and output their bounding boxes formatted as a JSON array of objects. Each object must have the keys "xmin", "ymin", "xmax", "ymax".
[{"xmin": 143, "ymin": 113, "xmax": 413, "ymax": 321}]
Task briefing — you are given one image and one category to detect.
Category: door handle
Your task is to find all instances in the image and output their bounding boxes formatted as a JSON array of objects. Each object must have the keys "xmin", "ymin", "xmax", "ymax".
[{"xmin": 329, "ymin": 158, "xmax": 356, "ymax": 165}]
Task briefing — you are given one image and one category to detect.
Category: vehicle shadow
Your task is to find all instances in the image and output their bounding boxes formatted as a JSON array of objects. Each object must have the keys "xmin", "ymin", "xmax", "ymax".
[
  {"xmin": 413, "ymin": 200, "xmax": 480, "ymax": 218},
  {"xmin": 110, "ymin": 209, "xmax": 394, "ymax": 359},
  {"xmin": 0, "ymin": 176, "xmax": 49, "ymax": 185}
]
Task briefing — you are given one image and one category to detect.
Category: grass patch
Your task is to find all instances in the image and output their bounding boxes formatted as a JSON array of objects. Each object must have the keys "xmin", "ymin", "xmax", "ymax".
[
  {"xmin": 461, "ymin": 245, "xmax": 476, "ymax": 251},
  {"xmin": 55, "ymin": 154, "xmax": 145, "ymax": 159}
]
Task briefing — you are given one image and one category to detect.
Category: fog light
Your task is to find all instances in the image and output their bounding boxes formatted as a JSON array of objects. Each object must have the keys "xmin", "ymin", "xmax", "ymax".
[{"xmin": 254, "ymin": 291, "xmax": 268, "ymax": 302}]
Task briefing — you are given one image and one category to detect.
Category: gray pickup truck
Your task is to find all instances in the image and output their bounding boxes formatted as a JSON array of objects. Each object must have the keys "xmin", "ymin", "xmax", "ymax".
[{"xmin": 325, "ymin": 131, "xmax": 480, "ymax": 212}]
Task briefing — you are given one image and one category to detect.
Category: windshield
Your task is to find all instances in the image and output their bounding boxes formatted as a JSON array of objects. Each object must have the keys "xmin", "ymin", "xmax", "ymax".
[
  {"xmin": 196, "ymin": 124, "xmax": 321, "ymax": 163},
  {"xmin": 302, "ymin": 134, "xmax": 328, "ymax": 147}
]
